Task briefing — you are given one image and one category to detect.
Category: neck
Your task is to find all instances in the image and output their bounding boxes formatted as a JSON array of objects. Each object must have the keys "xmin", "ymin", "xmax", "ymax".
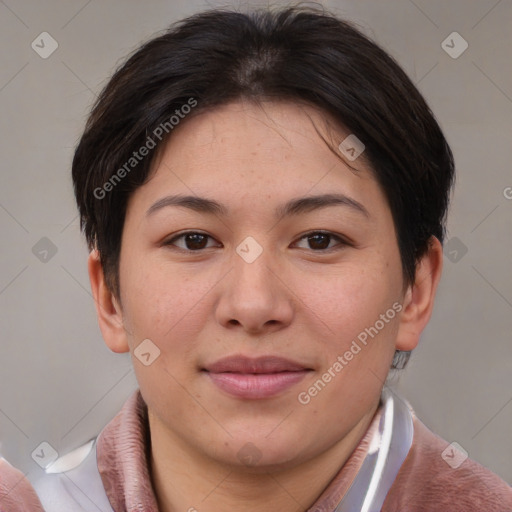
[{"xmin": 148, "ymin": 402, "xmax": 380, "ymax": 512}]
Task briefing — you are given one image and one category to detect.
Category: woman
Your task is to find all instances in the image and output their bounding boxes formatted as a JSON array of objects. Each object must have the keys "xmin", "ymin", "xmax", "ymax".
[{"xmin": 1, "ymin": 5, "xmax": 511, "ymax": 511}]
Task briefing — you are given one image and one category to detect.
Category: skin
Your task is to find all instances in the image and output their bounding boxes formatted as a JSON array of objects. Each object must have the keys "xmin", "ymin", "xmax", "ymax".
[{"xmin": 89, "ymin": 99, "xmax": 443, "ymax": 511}]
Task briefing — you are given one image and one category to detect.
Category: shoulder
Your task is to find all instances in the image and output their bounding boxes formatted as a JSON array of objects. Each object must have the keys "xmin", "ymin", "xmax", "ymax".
[
  {"xmin": 0, "ymin": 457, "xmax": 45, "ymax": 511},
  {"xmin": 383, "ymin": 414, "xmax": 512, "ymax": 512}
]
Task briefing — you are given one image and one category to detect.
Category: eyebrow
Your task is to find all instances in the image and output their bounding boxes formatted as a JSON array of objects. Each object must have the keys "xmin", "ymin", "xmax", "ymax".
[{"xmin": 146, "ymin": 193, "xmax": 370, "ymax": 219}]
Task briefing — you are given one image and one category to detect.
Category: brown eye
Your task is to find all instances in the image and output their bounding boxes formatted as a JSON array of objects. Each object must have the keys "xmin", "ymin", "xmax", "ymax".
[
  {"xmin": 307, "ymin": 233, "xmax": 331, "ymax": 250},
  {"xmin": 294, "ymin": 231, "xmax": 346, "ymax": 251},
  {"xmin": 165, "ymin": 232, "xmax": 218, "ymax": 251},
  {"xmin": 183, "ymin": 233, "xmax": 208, "ymax": 250}
]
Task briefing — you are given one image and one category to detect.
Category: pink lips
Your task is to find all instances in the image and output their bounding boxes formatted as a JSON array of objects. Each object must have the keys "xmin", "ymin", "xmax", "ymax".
[{"xmin": 203, "ymin": 355, "xmax": 311, "ymax": 399}]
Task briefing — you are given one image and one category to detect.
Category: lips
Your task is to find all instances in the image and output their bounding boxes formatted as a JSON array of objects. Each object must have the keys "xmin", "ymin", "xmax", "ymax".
[
  {"xmin": 204, "ymin": 355, "xmax": 309, "ymax": 374},
  {"xmin": 203, "ymin": 355, "xmax": 312, "ymax": 399}
]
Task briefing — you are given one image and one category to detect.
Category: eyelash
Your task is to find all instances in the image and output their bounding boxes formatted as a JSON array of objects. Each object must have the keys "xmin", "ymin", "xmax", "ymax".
[{"xmin": 163, "ymin": 230, "xmax": 350, "ymax": 253}]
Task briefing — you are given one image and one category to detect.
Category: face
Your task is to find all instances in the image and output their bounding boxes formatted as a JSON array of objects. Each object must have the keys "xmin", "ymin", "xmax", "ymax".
[{"xmin": 114, "ymin": 100, "xmax": 409, "ymax": 470}]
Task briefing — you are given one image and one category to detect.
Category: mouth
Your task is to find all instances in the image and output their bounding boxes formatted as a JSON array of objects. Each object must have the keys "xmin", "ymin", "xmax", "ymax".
[{"xmin": 202, "ymin": 355, "xmax": 313, "ymax": 399}]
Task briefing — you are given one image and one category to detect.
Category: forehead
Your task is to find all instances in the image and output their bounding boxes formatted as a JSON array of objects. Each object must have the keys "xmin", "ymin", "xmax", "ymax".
[
  {"xmin": 158, "ymin": 99, "xmax": 364, "ymax": 170},
  {"xmin": 127, "ymin": 100, "xmax": 389, "ymax": 223}
]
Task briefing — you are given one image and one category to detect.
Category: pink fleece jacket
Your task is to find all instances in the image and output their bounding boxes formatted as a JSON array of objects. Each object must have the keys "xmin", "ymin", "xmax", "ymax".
[{"xmin": 1, "ymin": 389, "xmax": 511, "ymax": 511}]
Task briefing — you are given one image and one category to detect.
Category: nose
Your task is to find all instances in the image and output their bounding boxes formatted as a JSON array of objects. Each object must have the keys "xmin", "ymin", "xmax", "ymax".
[{"xmin": 214, "ymin": 241, "xmax": 294, "ymax": 336}]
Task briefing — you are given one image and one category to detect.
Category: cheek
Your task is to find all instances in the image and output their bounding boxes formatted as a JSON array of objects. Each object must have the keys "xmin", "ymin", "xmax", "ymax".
[
  {"xmin": 120, "ymin": 264, "xmax": 208, "ymax": 398},
  {"xmin": 120, "ymin": 255, "xmax": 213, "ymax": 352},
  {"xmin": 293, "ymin": 260, "xmax": 398, "ymax": 345}
]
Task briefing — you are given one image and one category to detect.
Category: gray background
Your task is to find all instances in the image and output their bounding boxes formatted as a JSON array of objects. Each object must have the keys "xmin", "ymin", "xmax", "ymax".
[{"xmin": 0, "ymin": 0, "xmax": 511, "ymax": 487}]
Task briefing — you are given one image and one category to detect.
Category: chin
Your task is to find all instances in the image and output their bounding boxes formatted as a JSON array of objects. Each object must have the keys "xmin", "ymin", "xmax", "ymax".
[{"xmin": 212, "ymin": 430, "xmax": 308, "ymax": 470}]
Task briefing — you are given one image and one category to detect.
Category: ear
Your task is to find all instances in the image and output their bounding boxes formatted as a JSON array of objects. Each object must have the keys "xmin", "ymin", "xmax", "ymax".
[
  {"xmin": 395, "ymin": 236, "xmax": 443, "ymax": 352},
  {"xmin": 88, "ymin": 249, "xmax": 130, "ymax": 353}
]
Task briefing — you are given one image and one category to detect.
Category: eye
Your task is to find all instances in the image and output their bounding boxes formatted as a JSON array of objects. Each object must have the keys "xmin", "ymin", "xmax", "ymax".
[
  {"xmin": 293, "ymin": 231, "xmax": 348, "ymax": 251},
  {"xmin": 164, "ymin": 231, "xmax": 221, "ymax": 251},
  {"xmin": 163, "ymin": 230, "xmax": 349, "ymax": 252}
]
